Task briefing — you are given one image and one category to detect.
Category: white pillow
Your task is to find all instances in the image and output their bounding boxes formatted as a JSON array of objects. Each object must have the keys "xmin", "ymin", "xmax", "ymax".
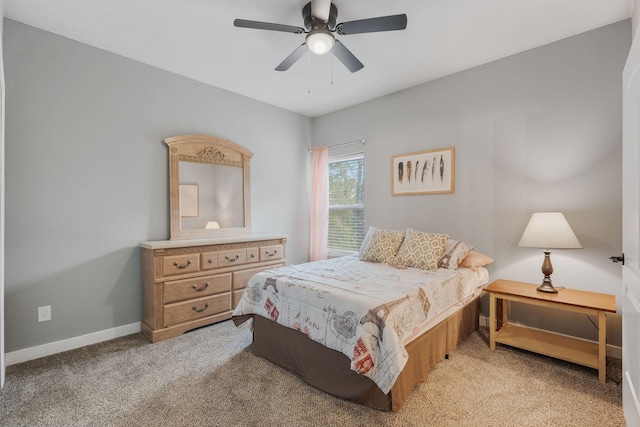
[{"xmin": 358, "ymin": 226, "xmax": 379, "ymax": 257}]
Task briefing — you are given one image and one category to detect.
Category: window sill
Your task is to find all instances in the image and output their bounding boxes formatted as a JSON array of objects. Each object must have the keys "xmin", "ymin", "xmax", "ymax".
[{"xmin": 327, "ymin": 249, "xmax": 358, "ymax": 259}]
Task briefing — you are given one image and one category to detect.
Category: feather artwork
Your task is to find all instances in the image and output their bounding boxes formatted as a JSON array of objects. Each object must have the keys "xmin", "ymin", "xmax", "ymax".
[
  {"xmin": 432, "ymin": 156, "xmax": 436, "ymax": 180},
  {"xmin": 398, "ymin": 161, "xmax": 403, "ymax": 183},
  {"xmin": 415, "ymin": 160, "xmax": 419, "ymax": 182},
  {"xmin": 407, "ymin": 160, "xmax": 412, "ymax": 183},
  {"xmin": 421, "ymin": 161, "xmax": 428, "ymax": 183},
  {"xmin": 440, "ymin": 155, "xmax": 444, "ymax": 181}
]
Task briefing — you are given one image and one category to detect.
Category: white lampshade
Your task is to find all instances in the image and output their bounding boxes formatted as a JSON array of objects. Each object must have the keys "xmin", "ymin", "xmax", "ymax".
[
  {"xmin": 205, "ymin": 221, "xmax": 220, "ymax": 230},
  {"xmin": 518, "ymin": 212, "xmax": 582, "ymax": 249},
  {"xmin": 306, "ymin": 29, "xmax": 334, "ymax": 55}
]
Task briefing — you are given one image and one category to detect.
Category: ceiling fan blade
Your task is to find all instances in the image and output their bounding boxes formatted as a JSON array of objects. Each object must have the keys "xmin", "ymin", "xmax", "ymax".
[
  {"xmin": 275, "ymin": 44, "xmax": 308, "ymax": 71},
  {"xmin": 332, "ymin": 40, "xmax": 364, "ymax": 73},
  {"xmin": 311, "ymin": 0, "xmax": 332, "ymax": 21},
  {"xmin": 234, "ymin": 19, "xmax": 305, "ymax": 34},
  {"xmin": 336, "ymin": 14, "xmax": 407, "ymax": 35}
]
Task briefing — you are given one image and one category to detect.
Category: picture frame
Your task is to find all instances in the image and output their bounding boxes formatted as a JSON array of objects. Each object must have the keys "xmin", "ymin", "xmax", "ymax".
[
  {"xmin": 392, "ymin": 147, "xmax": 455, "ymax": 195},
  {"xmin": 179, "ymin": 184, "xmax": 199, "ymax": 217}
]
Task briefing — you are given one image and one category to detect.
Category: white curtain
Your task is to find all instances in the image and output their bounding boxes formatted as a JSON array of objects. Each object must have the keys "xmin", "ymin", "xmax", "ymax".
[{"xmin": 310, "ymin": 146, "xmax": 328, "ymax": 261}]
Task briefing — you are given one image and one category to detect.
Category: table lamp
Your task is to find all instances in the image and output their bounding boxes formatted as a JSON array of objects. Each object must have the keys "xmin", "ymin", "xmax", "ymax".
[{"xmin": 518, "ymin": 212, "xmax": 582, "ymax": 293}]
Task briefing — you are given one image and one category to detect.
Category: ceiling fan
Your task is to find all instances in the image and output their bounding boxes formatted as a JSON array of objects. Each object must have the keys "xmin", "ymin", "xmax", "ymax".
[{"xmin": 233, "ymin": 0, "xmax": 407, "ymax": 73}]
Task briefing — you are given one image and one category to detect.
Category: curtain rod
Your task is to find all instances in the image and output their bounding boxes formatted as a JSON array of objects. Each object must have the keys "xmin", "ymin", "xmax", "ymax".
[{"xmin": 308, "ymin": 138, "xmax": 366, "ymax": 152}]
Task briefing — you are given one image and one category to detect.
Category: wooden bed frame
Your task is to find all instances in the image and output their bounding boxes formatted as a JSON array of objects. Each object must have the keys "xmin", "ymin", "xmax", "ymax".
[{"xmin": 250, "ymin": 294, "xmax": 480, "ymax": 411}]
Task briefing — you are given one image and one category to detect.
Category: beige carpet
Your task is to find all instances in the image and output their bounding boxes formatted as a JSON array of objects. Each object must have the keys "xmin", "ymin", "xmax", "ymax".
[{"xmin": 0, "ymin": 320, "xmax": 624, "ymax": 426}]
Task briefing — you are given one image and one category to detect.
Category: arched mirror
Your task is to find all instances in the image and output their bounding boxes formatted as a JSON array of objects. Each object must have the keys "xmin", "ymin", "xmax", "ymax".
[{"xmin": 166, "ymin": 134, "xmax": 252, "ymax": 240}]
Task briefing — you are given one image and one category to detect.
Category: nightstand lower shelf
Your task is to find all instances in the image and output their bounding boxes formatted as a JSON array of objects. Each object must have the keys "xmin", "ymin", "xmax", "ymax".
[
  {"xmin": 485, "ymin": 279, "xmax": 616, "ymax": 383},
  {"xmin": 495, "ymin": 323, "xmax": 599, "ymax": 369}
]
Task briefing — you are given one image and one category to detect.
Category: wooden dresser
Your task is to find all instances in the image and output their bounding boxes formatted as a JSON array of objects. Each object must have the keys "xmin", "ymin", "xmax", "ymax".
[{"xmin": 140, "ymin": 234, "xmax": 287, "ymax": 343}]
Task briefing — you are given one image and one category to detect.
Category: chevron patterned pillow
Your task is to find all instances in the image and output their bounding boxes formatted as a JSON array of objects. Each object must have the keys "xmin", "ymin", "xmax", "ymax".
[
  {"xmin": 360, "ymin": 228, "xmax": 406, "ymax": 264},
  {"xmin": 393, "ymin": 228, "xmax": 449, "ymax": 271}
]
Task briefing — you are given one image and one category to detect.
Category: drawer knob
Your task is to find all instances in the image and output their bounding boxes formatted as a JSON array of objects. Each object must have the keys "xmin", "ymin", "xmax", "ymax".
[
  {"xmin": 265, "ymin": 249, "xmax": 278, "ymax": 257},
  {"xmin": 192, "ymin": 283, "xmax": 209, "ymax": 292},
  {"xmin": 173, "ymin": 260, "xmax": 192, "ymax": 269},
  {"xmin": 192, "ymin": 303, "xmax": 209, "ymax": 313},
  {"xmin": 225, "ymin": 254, "xmax": 240, "ymax": 262},
  {"xmin": 208, "ymin": 259, "xmax": 214, "ymax": 264}
]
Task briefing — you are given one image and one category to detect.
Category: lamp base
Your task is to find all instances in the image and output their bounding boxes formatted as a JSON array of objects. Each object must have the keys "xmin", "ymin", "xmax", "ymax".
[
  {"xmin": 537, "ymin": 279, "xmax": 558, "ymax": 294},
  {"xmin": 537, "ymin": 251, "xmax": 558, "ymax": 293}
]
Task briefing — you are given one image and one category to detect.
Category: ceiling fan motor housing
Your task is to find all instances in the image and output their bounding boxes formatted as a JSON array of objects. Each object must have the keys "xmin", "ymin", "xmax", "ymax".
[{"xmin": 303, "ymin": 2, "xmax": 338, "ymax": 31}]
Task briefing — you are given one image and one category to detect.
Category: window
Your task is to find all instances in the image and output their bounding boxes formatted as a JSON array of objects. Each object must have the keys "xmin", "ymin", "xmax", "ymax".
[{"xmin": 328, "ymin": 153, "xmax": 365, "ymax": 255}]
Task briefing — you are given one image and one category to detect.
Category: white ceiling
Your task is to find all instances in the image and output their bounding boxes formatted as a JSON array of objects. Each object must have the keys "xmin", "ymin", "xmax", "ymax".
[{"xmin": 4, "ymin": 0, "xmax": 634, "ymax": 118}]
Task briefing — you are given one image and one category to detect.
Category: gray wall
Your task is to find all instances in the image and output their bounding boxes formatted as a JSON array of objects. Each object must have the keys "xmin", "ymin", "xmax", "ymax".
[
  {"xmin": 3, "ymin": 20, "xmax": 311, "ymax": 352},
  {"xmin": 313, "ymin": 20, "xmax": 630, "ymax": 345},
  {"xmin": 633, "ymin": 0, "xmax": 639, "ymax": 38}
]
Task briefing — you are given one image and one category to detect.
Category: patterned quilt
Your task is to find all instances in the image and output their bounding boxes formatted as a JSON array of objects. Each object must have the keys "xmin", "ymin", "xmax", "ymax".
[{"xmin": 232, "ymin": 255, "xmax": 488, "ymax": 394}]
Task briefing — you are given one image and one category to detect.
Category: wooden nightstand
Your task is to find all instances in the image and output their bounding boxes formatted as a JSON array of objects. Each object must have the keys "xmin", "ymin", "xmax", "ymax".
[{"xmin": 485, "ymin": 279, "xmax": 616, "ymax": 383}]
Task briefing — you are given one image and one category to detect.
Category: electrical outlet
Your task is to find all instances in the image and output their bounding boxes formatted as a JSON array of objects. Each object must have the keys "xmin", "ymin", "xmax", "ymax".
[{"xmin": 38, "ymin": 305, "xmax": 51, "ymax": 322}]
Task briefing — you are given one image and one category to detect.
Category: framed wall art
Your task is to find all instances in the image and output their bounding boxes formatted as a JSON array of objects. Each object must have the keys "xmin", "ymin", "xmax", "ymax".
[{"xmin": 392, "ymin": 147, "xmax": 455, "ymax": 195}]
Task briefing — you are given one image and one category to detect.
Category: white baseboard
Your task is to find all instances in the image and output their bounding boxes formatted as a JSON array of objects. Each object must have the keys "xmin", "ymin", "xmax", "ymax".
[
  {"xmin": 607, "ymin": 343, "xmax": 623, "ymax": 359},
  {"xmin": 478, "ymin": 314, "xmax": 622, "ymax": 359},
  {"xmin": 5, "ymin": 322, "xmax": 141, "ymax": 366}
]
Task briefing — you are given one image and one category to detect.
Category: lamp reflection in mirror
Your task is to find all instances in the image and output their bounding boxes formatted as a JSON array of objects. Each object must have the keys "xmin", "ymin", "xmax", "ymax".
[
  {"xmin": 205, "ymin": 221, "xmax": 220, "ymax": 230},
  {"xmin": 518, "ymin": 212, "xmax": 582, "ymax": 293}
]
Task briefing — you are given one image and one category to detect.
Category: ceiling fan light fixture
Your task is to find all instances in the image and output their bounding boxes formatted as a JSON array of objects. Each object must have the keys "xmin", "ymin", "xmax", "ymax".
[{"xmin": 306, "ymin": 29, "xmax": 334, "ymax": 55}]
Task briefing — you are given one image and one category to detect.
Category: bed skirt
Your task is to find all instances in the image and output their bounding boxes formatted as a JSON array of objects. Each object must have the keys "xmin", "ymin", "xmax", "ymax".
[{"xmin": 251, "ymin": 294, "xmax": 480, "ymax": 411}]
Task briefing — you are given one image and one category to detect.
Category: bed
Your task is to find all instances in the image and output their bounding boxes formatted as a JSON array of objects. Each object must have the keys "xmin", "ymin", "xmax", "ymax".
[{"xmin": 232, "ymin": 229, "xmax": 491, "ymax": 411}]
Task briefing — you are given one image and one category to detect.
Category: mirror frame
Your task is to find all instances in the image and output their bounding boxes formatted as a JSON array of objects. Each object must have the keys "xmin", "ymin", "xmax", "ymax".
[{"xmin": 165, "ymin": 134, "xmax": 252, "ymax": 240}]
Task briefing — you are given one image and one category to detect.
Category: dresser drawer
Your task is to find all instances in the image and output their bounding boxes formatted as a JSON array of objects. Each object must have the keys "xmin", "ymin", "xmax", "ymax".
[
  {"xmin": 260, "ymin": 245, "xmax": 283, "ymax": 262},
  {"xmin": 164, "ymin": 273, "xmax": 231, "ymax": 304},
  {"xmin": 218, "ymin": 249, "xmax": 247, "ymax": 267},
  {"xmin": 246, "ymin": 247, "xmax": 259, "ymax": 264},
  {"xmin": 200, "ymin": 251, "xmax": 219, "ymax": 270},
  {"xmin": 232, "ymin": 265, "xmax": 282, "ymax": 291},
  {"xmin": 162, "ymin": 254, "xmax": 200, "ymax": 276},
  {"xmin": 164, "ymin": 294, "xmax": 231, "ymax": 327},
  {"xmin": 232, "ymin": 264, "xmax": 284, "ymax": 308}
]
